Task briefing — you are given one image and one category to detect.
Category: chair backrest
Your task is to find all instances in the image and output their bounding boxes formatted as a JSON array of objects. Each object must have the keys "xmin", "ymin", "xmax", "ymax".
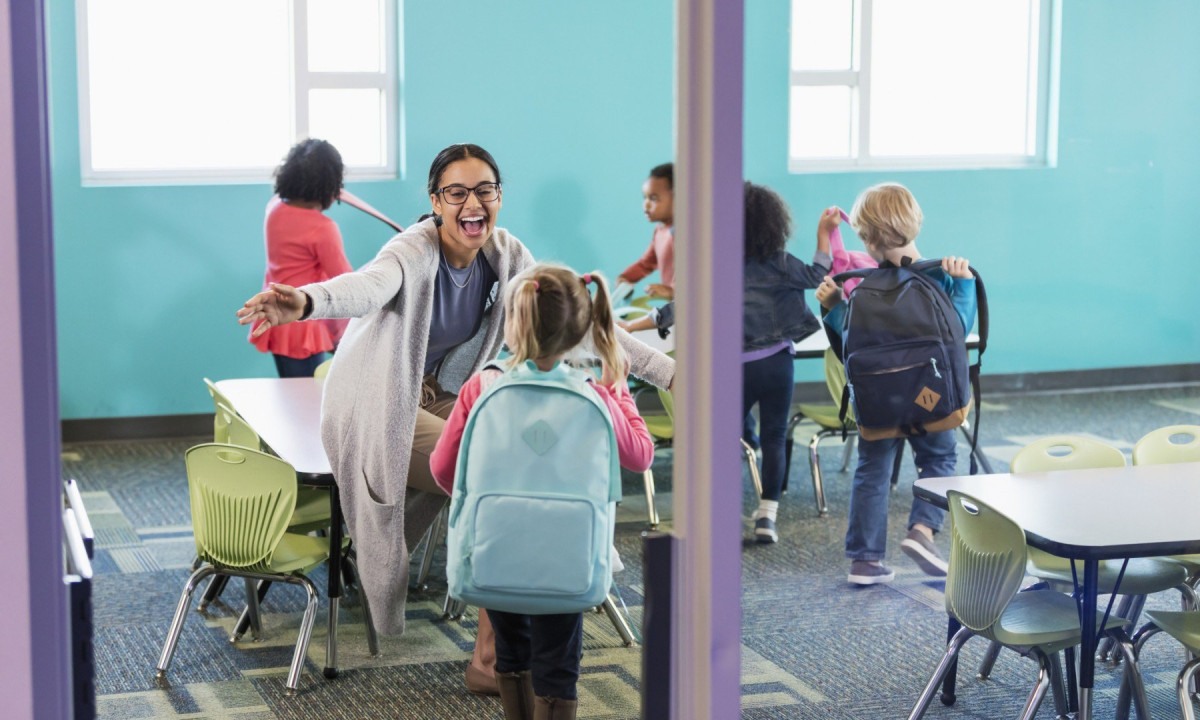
[
  {"xmin": 1010, "ymin": 435, "xmax": 1126, "ymax": 474},
  {"xmin": 313, "ymin": 359, "xmax": 332, "ymax": 380},
  {"xmin": 657, "ymin": 387, "xmax": 675, "ymax": 422},
  {"xmin": 185, "ymin": 443, "xmax": 297, "ymax": 571},
  {"xmin": 944, "ymin": 490, "xmax": 1028, "ymax": 633},
  {"xmin": 1133, "ymin": 425, "xmax": 1200, "ymax": 466},
  {"xmin": 215, "ymin": 402, "xmax": 263, "ymax": 451},
  {"xmin": 822, "ymin": 347, "xmax": 855, "ymax": 424},
  {"xmin": 204, "ymin": 378, "xmax": 235, "ymax": 444}
]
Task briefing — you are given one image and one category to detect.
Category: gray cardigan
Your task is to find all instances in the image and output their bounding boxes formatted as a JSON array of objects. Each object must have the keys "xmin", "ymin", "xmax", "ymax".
[{"xmin": 303, "ymin": 218, "xmax": 675, "ymax": 635}]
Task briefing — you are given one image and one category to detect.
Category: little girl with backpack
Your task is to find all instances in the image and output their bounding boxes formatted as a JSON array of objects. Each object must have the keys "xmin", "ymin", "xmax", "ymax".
[{"xmin": 430, "ymin": 263, "xmax": 655, "ymax": 720}]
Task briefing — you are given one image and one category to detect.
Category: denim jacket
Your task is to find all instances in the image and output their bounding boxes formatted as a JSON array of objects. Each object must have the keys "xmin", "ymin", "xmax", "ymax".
[
  {"xmin": 650, "ymin": 250, "xmax": 830, "ymax": 351},
  {"xmin": 743, "ymin": 250, "xmax": 831, "ymax": 352}
]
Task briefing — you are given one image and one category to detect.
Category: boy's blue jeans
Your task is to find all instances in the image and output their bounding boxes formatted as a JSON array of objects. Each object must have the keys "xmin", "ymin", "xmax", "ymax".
[{"xmin": 845, "ymin": 430, "xmax": 958, "ymax": 562}]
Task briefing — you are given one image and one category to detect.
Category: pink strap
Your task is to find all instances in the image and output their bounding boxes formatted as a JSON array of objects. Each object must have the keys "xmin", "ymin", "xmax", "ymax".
[{"xmin": 339, "ymin": 189, "xmax": 404, "ymax": 233}]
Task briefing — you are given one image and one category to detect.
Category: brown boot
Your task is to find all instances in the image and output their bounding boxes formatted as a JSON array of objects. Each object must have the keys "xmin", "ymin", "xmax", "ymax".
[
  {"xmin": 496, "ymin": 670, "xmax": 535, "ymax": 720},
  {"xmin": 533, "ymin": 695, "xmax": 578, "ymax": 720},
  {"xmin": 465, "ymin": 608, "xmax": 499, "ymax": 696}
]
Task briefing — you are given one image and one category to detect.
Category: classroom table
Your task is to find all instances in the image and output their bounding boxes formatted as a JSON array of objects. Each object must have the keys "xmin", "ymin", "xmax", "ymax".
[
  {"xmin": 215, "ymin": 377, "xmax": 346, "ymax": 679},
  {"xmin": 914, "ymin": 462, "xmax": 1200, "ymax": 720}
]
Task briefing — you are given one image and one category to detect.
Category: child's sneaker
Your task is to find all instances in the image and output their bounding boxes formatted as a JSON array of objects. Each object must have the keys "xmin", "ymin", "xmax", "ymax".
[
  {"xmin": 848, "ymin": 560, "xmax": 895, "ymax": 585},
  {"xmin": 901, "ymin": 528, "xmax": 949, "ymax": 577},
  {"xmin": 754, "ymin": 517, "xmax": 778, "ymax": 544}
]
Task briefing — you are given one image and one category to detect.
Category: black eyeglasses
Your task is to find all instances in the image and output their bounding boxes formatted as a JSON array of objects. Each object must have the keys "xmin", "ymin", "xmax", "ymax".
[{"xmin": 437, "ymin": 182, "xmax": 501, "ymax": 205}]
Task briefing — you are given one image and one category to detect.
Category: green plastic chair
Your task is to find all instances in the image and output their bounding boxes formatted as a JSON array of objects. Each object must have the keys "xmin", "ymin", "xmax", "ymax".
[
  {"xmin": 909, "ymin": 490, "xmax": 1145, "ymax": 720},
  {"xmin": 1133, "ymin": 425, "xmax": 1200, "ymax": 584},
  {"xmin": 215, "ymin": 402, "xmax": 331, "ymax": 533},
  {"xmin": 313, "ymin": 358, "xmax": 332, "ymax": 380},
  {"xmin": 156, "ymin": 444, "xmax": 332, "ymax": 692},
  {"xmin": 638, "ymin": 386, "xmax": 763, "ymax": 530},
  {"xmin": 1122, "ymin": 609, "xmax": 1200, "ymax": 720},
  {"xmin": 976, "ymin": 435, "xmax": 1192, "ymax": 678},
  {"xmin": 203, "ymin": 377, "xmax": 236, "ymax": 443}
]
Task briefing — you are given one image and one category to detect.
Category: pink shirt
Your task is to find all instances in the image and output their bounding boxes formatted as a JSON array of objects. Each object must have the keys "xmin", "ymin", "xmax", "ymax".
[
  {"xmin": 620, "ymin": 224, "xmax": 675, "ymax": 288},
  {"xmin": 429, "ymin": 368, "xmax": 655, "ymax": 494},
  {"xmin": 250, "ymin": 196, "xmax": 354, "ymax": 358}
]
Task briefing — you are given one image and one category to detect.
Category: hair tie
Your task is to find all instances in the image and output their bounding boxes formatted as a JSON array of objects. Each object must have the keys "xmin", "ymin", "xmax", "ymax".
[
  {"xmin": 528, "ymin": 280, "xmax": 540, "ymax": 291},
  {"xmin": 582, "ymin": 273, "xmax": 593, "ymax": 285}
]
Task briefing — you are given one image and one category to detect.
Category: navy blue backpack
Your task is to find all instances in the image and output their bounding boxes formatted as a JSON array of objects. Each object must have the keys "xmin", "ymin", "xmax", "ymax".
[{"xmin": 827, "ymin": 258, "xmax": 988, "ymax": 465}]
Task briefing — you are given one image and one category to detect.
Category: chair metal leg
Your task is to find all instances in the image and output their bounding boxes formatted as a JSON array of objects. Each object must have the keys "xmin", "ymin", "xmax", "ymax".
[
  {"xmin": 740, "ymin": 439, "xmax": 763, "ymax": 499},
  {"xmin": 909, "ymin": 625, "xmax": 973, "ymax": 720},
  {"xmin": 285, "ymin": 576, "xmax": 321, "ymax": 693},
  {"xmin": 601, "ymin": 590, "xmax": 639, "ymax": 647},
  {"xmin": 1117, "ymin": 623, "xmax": 1164, "ymax": 720},
  {"xmin": 442, "ymin": 591, "xmax": 467, "ymax": 620},
  {"xmin": 1017, "ymin": 649, "xmax": 1053, "ymax": 720},
  {"xmin": 155, "ymin": 565, "xmax": 217, "ymax": 683},
  {"xmin": 1178, "ymin": 659, "xmax": 1200, "ymax": 720},
  {"xmin": 1099, "ymin": 595, "xmax": 1134, "ymax": 662},
  {"xmin": 977, "ymin": 640, "xmax": 1002, "ymax": 680},
  {"xmin": 642, "ymin": 468, "xmax": 659, "ymax": 529},
  {"xmin": 414, "ymin": 505, "xmax": 446, "ymax": 592},
  {"xmin": 1048, "ymin": 651, "xmax": 1068, "ymax": 720},
  {"xmin": 197, "ymin": 573, "xmax": 229, "ymax": 612},
  {"xmin": 808, "ymin": 430, "xmax": 831, "ymax": 517},
  {"xmin": 344, "ymin": 554, "xmax": 378, "ymax": 656},
  {"xmin": 1108, "ymin": 627, "xmax": 1151, "ymax": 720},
  {"xmin": 231, "ymin": 580, "xmax": 271, "ymax": 642}
]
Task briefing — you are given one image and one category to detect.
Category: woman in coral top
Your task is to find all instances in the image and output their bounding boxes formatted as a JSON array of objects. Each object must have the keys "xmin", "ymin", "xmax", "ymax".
[{"xmin": 251, "ymin": 138, "xmax": 354, "ymax": 377}]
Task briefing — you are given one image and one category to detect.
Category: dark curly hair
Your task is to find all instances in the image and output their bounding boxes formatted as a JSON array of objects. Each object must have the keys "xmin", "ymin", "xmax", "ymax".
[
  {"xmin": 649, "ymin": 162, "xmax": 673, "ymax": 189},
  {"xmin": 743, "ymin": 181, "xmax": 792, "ymax": 259},
  {"xmin": 273, "ymin": 139, "xmax": 344, "ymax": 210}
]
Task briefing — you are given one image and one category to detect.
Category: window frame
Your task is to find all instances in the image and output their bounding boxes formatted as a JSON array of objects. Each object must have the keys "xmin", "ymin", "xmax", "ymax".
[
  {"xmin": 75, "ymin": 0, "xmax": 399, "ymax": 186},
  {"xmin": 787, "ymin": 0, "xmax": 1059, "ymax": 174}
]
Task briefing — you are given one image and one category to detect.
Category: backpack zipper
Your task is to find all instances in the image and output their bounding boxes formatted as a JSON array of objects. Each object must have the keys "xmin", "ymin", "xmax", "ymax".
[{"xmin": 857, "ymin": 358, "xmax": 941, "ymax": 377}]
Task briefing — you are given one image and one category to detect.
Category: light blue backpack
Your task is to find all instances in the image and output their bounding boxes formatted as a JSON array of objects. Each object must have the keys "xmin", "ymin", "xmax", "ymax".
[{"xmin": 446, "ymin": 360, "xmax": 622, "ymax": 615}]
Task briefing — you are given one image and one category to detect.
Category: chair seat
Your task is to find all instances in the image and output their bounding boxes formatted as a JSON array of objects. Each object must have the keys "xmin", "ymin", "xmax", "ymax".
[
  {"xmin": 793, "ymin": 403, "xmax": 852, "ymax": 431},
  {"xmin": 1143, "ymin": 610, "xmax": 1200, "ymax": 654},
  {"xmin": 264, "ymin": 532, "xmax": 332, "ymax": 575},
  {"xmin": 1166, "ymin": 554, "xmax": 1200, "ymax": 574},
  {"xmin": 644, "ymin": 415, "xmax": 673, "ymax": 441},
  {"xmin": 288, "ymin": 487, "xmax": 333, "ymax": 533},
  {"xmin": 991, "ymin": 587, "xmax": 1127, "ymax": 651},
  {"xmin": 1028, "ymin": 553, "xmax": 1187, "ymax": 595}
]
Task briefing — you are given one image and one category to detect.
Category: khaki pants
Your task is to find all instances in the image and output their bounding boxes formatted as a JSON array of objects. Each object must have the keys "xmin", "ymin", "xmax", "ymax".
[{"xmin": 408, "ymin": 374, "xmax": 458, "ymax": 495}]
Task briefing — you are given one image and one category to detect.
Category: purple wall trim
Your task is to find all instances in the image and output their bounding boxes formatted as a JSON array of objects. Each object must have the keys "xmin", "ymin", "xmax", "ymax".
[
  {"xmin": 8, "ymin": 0, "xmax": 70, "ymax": 716},
  {"xmin": 673, "ymin": 0, "xmax": 744, "ymax": 717}
]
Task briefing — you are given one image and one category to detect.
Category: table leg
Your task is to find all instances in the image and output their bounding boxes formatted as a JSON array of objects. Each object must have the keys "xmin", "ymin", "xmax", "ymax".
[
  {"xmin": 1076, "ymin": 559, "xmax": 1099, "ymax": 720},
  {"xmin": 939, "ymin": 616, "xmax": 961, "ymax": 705},
  {"xmin": 324, "ymin": 482, "xmax": 342, "ymax": 679}
]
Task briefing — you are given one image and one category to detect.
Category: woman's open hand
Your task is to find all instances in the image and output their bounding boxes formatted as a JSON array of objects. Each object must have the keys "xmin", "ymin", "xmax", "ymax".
[{"xmin": 236, "ymin": 282, "xmax": 307, "ymax": 338}]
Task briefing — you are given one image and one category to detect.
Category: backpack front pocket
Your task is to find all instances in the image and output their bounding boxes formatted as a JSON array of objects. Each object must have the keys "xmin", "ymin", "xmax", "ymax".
[
  {"xmin": 469, "ymin": 494, "xmax": 597, "ymax": 596},
  {"xmin": 846, "ymin": 340, "xmax": 957, "ymax": 429}
]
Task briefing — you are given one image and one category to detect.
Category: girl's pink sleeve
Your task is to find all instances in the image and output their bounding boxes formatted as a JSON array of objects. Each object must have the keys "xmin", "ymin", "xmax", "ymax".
[
  {"xmin": 429, "ymin": 374, "xmax": 485, "ymax": 494},
  {"xmin": 314, "ymin": 221, "xmax": 354, "ymax": 279},
  {"xmin": 591, "ymin": 383, "xmax": 655, "ymax": 472}
]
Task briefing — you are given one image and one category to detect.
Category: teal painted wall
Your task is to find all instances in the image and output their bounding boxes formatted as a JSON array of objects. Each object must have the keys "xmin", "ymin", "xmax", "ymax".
[
  {"xmin": 48, "ymin": 1, "xmax": 1200, "ymax": 420},
  {"xmin": 47, "ymin": 1, "xmax": 676, "ymax": 419},
  {"xmin": 746, "ymin": 0, "xmax": 1200, "ymax": 383}
]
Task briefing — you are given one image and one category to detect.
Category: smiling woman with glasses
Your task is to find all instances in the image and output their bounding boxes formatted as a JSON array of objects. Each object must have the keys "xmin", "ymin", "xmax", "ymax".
[{"xmin": 235, "ymin": 142, "xmax": 675, "ymax": 703}]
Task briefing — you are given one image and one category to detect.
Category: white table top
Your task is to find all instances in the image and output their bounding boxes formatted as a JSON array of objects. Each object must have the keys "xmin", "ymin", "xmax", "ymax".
[
  {"xmin": 215, "ymin": 377, "xmax": 331, "ymax": 478},
  {"xmin": 914, "ymin": 461, "xmax": 1200, "ymax": 559}
]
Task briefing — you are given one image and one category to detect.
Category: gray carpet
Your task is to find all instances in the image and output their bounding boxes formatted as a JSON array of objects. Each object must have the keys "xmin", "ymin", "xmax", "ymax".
[{"xmin": 72, "ymin": 383, "xmax": 1200, "ymax": 718}]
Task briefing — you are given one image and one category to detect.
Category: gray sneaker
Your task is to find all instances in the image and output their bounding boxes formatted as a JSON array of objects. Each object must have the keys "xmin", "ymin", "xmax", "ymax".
[
  {"xmin": 754, "ymin": 517, "xmax": 778, "ymax": 544},
  {"xmin": 901, "ymin": 529, "xmax": 949, "ymax": 577},
  {"xmin": 848, "ymin": 560, "xmax": 895, "ymax": 585}
]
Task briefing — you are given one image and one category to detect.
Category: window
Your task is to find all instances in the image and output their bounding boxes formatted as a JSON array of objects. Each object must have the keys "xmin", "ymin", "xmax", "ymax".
[
  {"xmin": 788, "ymin": 0, "xmax": 1058, "ymax": 172},
  {"xmin": 77, "ymin": 0, "xmax": 397, "ymax": 185}
]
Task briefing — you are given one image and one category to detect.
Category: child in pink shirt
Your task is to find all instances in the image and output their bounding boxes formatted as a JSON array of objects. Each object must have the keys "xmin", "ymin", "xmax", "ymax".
[
  {"xmin": 430, "ymin": 264, "xmax": 652, "ymax": 719},
  {"xmin": 615, "ymin": 162, "xmax": 675, "ymax": 300}
]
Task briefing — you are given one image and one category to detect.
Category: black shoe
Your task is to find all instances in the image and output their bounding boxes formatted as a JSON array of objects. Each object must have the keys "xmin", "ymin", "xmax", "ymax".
[{"xmin": 754, "ymin": 517, "xmax": 778, "ymax": 544}]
